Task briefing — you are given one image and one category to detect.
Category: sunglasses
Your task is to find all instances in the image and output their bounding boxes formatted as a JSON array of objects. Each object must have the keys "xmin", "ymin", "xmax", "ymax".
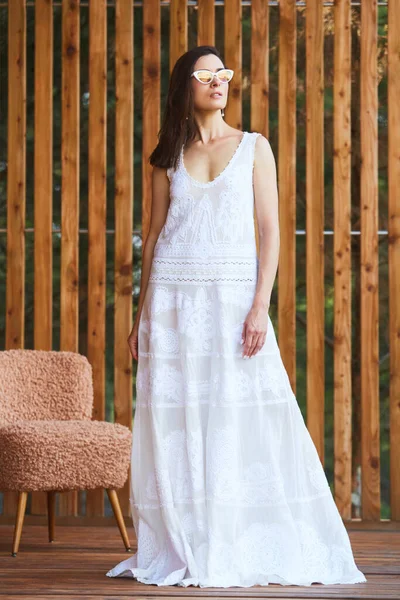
[{"xmin": 190, "ymin": 68, "xmax": 234, "ymax": 84}]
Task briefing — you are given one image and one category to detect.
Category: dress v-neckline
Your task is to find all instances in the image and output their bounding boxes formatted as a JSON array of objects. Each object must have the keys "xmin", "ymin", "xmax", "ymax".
[{"xmin": 180, "ymin": 131, "xmax": 248, "ymax": 188}]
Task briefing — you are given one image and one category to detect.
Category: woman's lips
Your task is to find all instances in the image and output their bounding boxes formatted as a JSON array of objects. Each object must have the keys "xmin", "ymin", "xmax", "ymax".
[{"xmin": 210, "ymin": 92, "xmax": 223, "ymax": 98}]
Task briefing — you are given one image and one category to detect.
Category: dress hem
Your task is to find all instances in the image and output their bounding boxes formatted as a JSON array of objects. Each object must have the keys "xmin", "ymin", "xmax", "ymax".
[{"xmin": 105, "ymin": 566, "xmax": 367, "ymax": 588}]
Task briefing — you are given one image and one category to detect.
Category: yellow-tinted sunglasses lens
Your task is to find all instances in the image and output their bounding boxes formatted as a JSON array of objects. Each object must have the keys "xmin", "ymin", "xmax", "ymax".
[
  {"xmin": 196, "ymin": 70, "xmax": 214, "ymax": 83},
  {"xmin": 217, "ymin": 69, "xmax": 232, "ymax": 83},
  {"xmin": 194, "ymin": 69, "xmax": 233, "ymax": 83}
]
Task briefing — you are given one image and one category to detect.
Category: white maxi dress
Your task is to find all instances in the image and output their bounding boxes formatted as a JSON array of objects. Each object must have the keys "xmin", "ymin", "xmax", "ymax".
[{"xmin": 106, "ymin": 131, "xmax": 367, "ymax": 588}]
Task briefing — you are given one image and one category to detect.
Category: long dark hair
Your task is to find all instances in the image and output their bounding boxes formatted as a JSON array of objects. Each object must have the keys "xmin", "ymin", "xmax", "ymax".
[{"xmin": 149, "ymin": 45, "xmax": 224, "ymax": 171}]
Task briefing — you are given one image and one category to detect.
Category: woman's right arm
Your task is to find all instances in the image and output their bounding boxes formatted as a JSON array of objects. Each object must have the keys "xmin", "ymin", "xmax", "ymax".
[{"xmin": 128, "ymin": 165, "xmax": 170, "ymax": 360}]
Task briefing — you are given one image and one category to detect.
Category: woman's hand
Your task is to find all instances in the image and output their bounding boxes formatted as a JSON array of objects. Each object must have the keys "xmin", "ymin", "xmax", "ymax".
[
  {"xmin": 241, "ymin": 302, "xmax": 269, "ymax": 358},
  {"xmin": 127, "ymin": 319, "xmax": 140, "ymax": 361}
]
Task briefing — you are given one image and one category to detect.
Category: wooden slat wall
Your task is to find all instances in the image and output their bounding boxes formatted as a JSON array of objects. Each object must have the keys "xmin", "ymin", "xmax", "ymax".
[
  {"xmin": 305, "ymin": 0, "xmax": 325, "ymax": 462},
  {"xmin": 1, "ymin": 1, "xmax": 399, "ymax": 525},
  {"xmin": 59, "ymin": 0, "xmax": 80, "ymax": 517},
  {"xmin": 276, "ymin": 0, "xmax": 296, "ymax": 393},
  {"xmin": 388, "ymin": 0, "xmax": 400, "ymax": 522},
  {"xmin": 86, "ymin": 0, "xmax": 107, "ymax": 517},
  {"xmin": 114, "ymin": 0, "xmax": 134, "ymax": 515},
  {"xmin": 4, "ymin": 0, "xmax": 26, "ymax": 518},
  {"xmin": 360, "ymin": 0, "xmax": 380, "ymax": 521},
  {"xmin": 30, "ymin": 0, "xmax": 53, "ymax": 518},
  {"xmin": 333, "ymin": 0, "xmax": 352, "ymax": 520}
]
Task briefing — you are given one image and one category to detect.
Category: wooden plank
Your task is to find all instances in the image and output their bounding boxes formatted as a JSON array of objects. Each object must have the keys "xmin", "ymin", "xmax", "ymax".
[
  {"xmin": 276, "ymin": 0, "xmax": 296, "ymax": 392},
  {"xmin": 305, "ymin": 0, "xmax": 325, "ymax": 463},
  {"xmin": 197, "ymin": 0, "xmax": 214, "ymax": 47},
  {"xmin": 333, "ymin": 0, "xmax": 352, "ymax": 520},
  {"xmin": 114, "ymin": 0, "xmax": 134, "ymax": 516},
  {"xmin": 30, "ymin": 0, "xmax": 53, "ymax": 519},
  {"xmin": 59, "ymin": 0, "xmax": 80, "ymax": 517},
  {"xmin": 4, "ymin": 0, "xmax": 26, "ymax": 518},
  {"xmin": 1, "ymin": 526, "xmax": 400, "ymax": 597},
  {"xmin": 251, "ymin": 0, "xmax": 269, "ymax": 139},
  {"xmin": 251, "ymin": 0, "xmax": 269, "ymax": 266},
  {"xmin": 169, "ymin": 0, "xmax": 187, "ymax": 75},
  {"xmin": 360, "ymin": 0, "xmax": 380, "ymax": 521},
  {"xmin": 142, "ymin": 0, "xmax": 160, "ymax": 242},
  {"xmin": 224, "ymin": 0, "xmax": 242, "ymax": 130},
  {"xmin": 34, "ymin": 0, "xmax": 53, "ymax": 350},
  {"xmin": 388, "ymin": 0, "xmax": 400, "ymax": 522},
  {"xmin": 86, "ymin": 0, "xmax": 107, "ymax": 517}
]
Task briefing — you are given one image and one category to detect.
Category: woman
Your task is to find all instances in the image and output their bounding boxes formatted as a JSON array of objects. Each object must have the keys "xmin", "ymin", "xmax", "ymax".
[{"xmin": 106, "ymin": 45, "xmax": 367, "ymax": 588}]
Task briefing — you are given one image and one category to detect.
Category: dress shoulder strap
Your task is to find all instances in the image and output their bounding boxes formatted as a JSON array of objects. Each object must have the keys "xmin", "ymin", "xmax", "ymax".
[{"xmin": 248, "ymin": 131, "xmax": 262, "ymax": 173}]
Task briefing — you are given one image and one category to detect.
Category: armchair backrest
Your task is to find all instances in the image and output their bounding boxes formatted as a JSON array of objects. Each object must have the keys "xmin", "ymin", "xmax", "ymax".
[{"xmin": 0, "ymin": 350, "xmax": 93, "ymax": 424}]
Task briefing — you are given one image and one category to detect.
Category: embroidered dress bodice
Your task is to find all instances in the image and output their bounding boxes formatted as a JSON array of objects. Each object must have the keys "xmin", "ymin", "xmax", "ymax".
[{"xmin": 150, "ymin": 131, "xmax": 259, "ymax": 284}]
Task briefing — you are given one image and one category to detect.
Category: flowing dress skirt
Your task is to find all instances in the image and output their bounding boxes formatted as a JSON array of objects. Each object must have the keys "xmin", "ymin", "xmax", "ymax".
[{"xmin": 106, "ymin": 275, "xmax": 367, "ymax": 588}]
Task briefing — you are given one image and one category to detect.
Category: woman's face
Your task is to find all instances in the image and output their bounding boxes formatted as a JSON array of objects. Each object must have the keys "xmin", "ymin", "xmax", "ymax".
[{"xmin": 190, "ymin": 55, "xmax": 228, "ymax": 114}]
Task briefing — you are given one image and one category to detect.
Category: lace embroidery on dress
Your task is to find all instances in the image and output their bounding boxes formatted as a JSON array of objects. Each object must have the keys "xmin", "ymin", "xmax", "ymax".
[{"xmin": 106, "ymin": 131, "xmax": 367, "ymax": 588}]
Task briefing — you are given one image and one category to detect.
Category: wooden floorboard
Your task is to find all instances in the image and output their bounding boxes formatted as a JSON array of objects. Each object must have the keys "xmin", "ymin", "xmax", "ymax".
[{"xmin": 0, "ymin": 525, "xmax": 398, "ymax": 598}]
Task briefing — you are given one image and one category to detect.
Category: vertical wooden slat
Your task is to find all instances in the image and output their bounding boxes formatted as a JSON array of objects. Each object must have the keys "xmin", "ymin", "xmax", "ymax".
[
  {"xmin": 30, "ymin": 0, "xmax": 54, "ymax": 517},
  {"xmin": 86, "ymin": 0, "xmax": 107, "ymax": 517},
  {"xmin": 224, "ymin": 0, "xmax": 242, "ymax": 129},
  {"xmin": 114, "ymin": 0, "xmax": 133, "ymax": 516},
  {"xmin": 360, "ymin": 0, "xmax": 380, "ymax": 521},
  {"xmin": 251, "ymin": 0, "xmax": 269, "ymax": 138},
  {"xmin": 4, "ymin": 0, "xmax": 26, "ymax": 517},
  {"xmin": 142, "ymin": 0, "xmax": 160, "ymax": 242},
  {"xmin": 170, "ymin": 0, "xmax": 187, "ymax": 75},
  {"xmin": 197, "ymin": 0, "xmax": 214, "ymax": 47},
  {"xmin": 388, "ymin": 0, "xmax": 400, "ymax": 523},
  {"xmin": 333, "ymin": 0, "xmax": 352, "ymax": 519},
  {"xmin": 59, "ymin": 0, "xmax": 80, "ymax": 517},
  {"xmin": 277, "ymin": 0, "xmax": 296, "ymax": 392},
  {"xmin": 306, "ymin": 0, "xmax": 324, "ymax": 462},
  {"xmin": 251, "ymin": 0, "xmax": 269, "ymax": 269}
]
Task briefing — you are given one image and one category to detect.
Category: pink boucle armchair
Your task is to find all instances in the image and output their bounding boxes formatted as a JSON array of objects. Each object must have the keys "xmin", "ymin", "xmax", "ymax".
[{"xmin": 0, "ymin": 349, "xmax": 133, "ymax": 556}]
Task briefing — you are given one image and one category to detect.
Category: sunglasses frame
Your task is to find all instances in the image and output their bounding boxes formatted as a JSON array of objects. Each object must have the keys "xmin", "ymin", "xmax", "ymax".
[{"xmin": 190, "ymin": 68, "xmax": 234, "ymax": 84}]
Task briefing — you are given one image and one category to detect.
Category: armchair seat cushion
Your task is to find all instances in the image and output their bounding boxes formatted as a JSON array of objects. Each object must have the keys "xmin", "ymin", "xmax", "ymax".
[{"xmin": 0, "ymin": 420, "xmax": 132, "ymax": 492}]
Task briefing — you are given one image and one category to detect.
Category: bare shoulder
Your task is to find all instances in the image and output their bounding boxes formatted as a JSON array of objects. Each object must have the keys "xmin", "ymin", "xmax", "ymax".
[
  {"xmin": 152, "ymin": 164, "xmax": 167, "ymax": 177},
  {"xmin": 254, "ymin": 133, "xmax": 274, "ymax": 160},
  {"xmin": 152, "ymin": 164, "xmax": 170, "ymax": 182},
  {"xmin": 254, "ymin": 133, "xmax": 275, "ymax": 168}
]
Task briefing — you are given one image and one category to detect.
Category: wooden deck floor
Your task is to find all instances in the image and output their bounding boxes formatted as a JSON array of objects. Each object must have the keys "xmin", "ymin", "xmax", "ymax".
[{"xmin": 0, "ymin": 524, "xmax": 399, "ymax": 599}]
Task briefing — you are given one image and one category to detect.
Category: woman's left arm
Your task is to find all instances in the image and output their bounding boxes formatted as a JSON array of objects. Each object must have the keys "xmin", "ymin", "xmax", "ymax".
[
  {"xmin": 253, "ymin": 134, "xmax": 280, "ymax": 309},
  {"xmin": 241, "ymin": 135, "xmax": 280, "ymax": 359}
]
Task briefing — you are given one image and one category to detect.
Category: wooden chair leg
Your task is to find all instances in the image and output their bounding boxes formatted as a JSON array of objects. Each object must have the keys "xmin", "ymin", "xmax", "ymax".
[
  {"xmin": 47, "ymin": 491, "xmax": 56, "ymax": 542},
  {"xmin": 11, "ymin": 491, "xmax": 28, "ymax": 557},
  {"xmin": 106, "ymin": 489, "xmax": 131, "ymax": 551}
]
